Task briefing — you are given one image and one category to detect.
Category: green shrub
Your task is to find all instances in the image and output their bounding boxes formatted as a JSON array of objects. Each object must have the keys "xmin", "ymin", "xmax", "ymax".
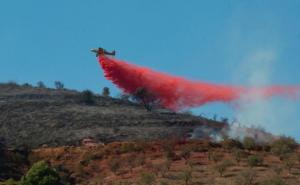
[
  {"xmin": 139, "ymin": 172, "xmax": 155, "ymax": 185},
  {"xmin": 54, "ymin": 81, "xmax": 64, "ymax": 90},
  {"xmin": 80, "ymin": 90, "xmax": 95, "ymax": 105},
  {"xmin": 283, "ymin": 156, "xmax": 294, "ymax": 173},
  {"xmin": 20, "ymin": 161, "xmax": 61, "ymax": 185},
  {"xmin": 108, "ymin": 157, "xmax": 121, "ymax": 174},
  {"xmin": 247, "ymin": 155, "xmax": 263, "ymax": 168},
  {"xmin": 120, "ymin": 142, "xmax": 136, "ymax": 153},
  {"xmin": 222, "ymin": 138, "xmax": 242, "ymax": 150},
  {"xmin": 0, "ymin": 179, "xmax": 19, "ymax": 185},
  {"xmin": 180, "ymin": 147, "xmax": 192, "ymax": 163},
  {"xmin": 214, "ymin": 160, "xmax": 233, "ymax": 177},
  {"xmin": 235, "ymin": 169, "xmax": 256, "ymax": 185},
  {"xmin": 37, "ymin": 81, "xmax": 46, "ymax": 88},
  {"xmin": 181, "ymin": 169, "xmax": 192, "ymax": 185},
  {"xmin": 233, "ymin": 148, "xmax": 243, "ymax": 164},
  {"xmin": 271, "ymin": 136, "xmax": 298, "ymax": 159},
  {"xmin": 208, "ymin": 150, "xmax": 223, "ymax": 163},
  {"xmin": 243, "ymin": 137, "xmax": 256, "ymax": 151},
  {"xmin": 259, "ymin": 176, "xmax": 286, "ymax": 185},
  {"xmin": 162, "ymin": 145, "xmax": 176, "ymax": 161},
  {"xmin": 102, "ymin": 87, "xmax": 110, "ymax": 97}
]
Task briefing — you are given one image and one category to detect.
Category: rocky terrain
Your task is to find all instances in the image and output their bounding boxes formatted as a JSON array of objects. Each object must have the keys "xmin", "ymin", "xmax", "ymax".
[{"xmin": 0, "ymin": 82, "xmax": 225, "ymax": 148}]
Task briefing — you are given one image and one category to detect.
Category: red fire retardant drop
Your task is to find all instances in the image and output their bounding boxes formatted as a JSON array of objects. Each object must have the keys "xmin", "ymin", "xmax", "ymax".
[{"xmin": 98, "ymin": 56, "xmax": 299, "ymax": 110}]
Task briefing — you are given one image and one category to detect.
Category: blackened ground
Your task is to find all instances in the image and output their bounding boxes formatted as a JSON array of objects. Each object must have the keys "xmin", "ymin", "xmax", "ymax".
[{"xmin": 0, "ymin": 83, "xmax": 225, "ymax": 148}]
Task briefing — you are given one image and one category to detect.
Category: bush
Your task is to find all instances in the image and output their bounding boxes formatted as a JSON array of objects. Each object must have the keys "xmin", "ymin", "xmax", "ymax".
[
  {"xmin": 37, "ymin": 81, "xmax": 46, "ymax": 88},
  {"xmin": 0, "ymin": 179, "xmax": 19, "ymax": 185},
  {"xmin": 162, "ymin": 145, "xmax": 176, "ymax": 161},
  {"xmin": 283, "ymin": 156, "xmax": 294, "ymax": 173},
  {"xmin": 120, "ymin": 142, "xmax": 136, "ymax": 153},
  {"xmin": 233, "ymin": 148, "xmax": 243, "ymax": 164},
  {"xmin": 102, "ymin": 87, "xmax": 110, "ymax": 97},
  {"xmin": 20, "ymin": 161, "xmax": 61, "ymax": 185},
  {"xmin": 259, "ymin": 176, "xmax": 286, "ymax": 185},
  {"xmin": 181, "ymin": 169, "xmax": 192, "ymax": 185},
  {"xmin": 108, "ymin": 157, "xmax": 121, "ymax": 174},
  {"xmin": 247, "ymin": 155, "xmax": 263, "ymax": 168},
  {"xmin": 271, "ymin": 136, "xmax": 298, "ymax": 159},
  {"xmin": 235, "ymin": 169, "xmax": 256, "ymax": 185},
  {"xmin": 214, "ymin": 160, "xmax": 232, "ymax": 177},
  {"xmin": 208, "ymin": 150, "xmax": 223, "ymax": 163},
  {"xmin": 273, "ymin": 166, "xmax": 284, "ymax": 176},
  {"xmin": 222, "ymin": 138, "xmax": 242, "ymax": 150},
  {"xmin": 180, "ymin": 147, "xmax": 192, "ymax": 164},
  {"xmin": 80, "ymin": 90, "xmax": 95, "ymax": 105},
  {"xmin": 243, "ymin": 137, "xmax": 256, "ymax": 151},
  {"xmin": 54, "ymin": 81, "xmax": 64, "ymax": 90},
  {"xmin": 139, "ymin": 172, "xmax": 155, "ymax": 185},
  {"xmin": 131, "ymin": 87, "xmax": 160, "ymax": 111}
]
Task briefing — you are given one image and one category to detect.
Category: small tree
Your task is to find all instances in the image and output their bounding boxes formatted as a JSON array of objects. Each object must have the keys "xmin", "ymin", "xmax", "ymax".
[
  {"xmin": 247, "ymin": 155, "xmax": 263, "ymax": 168},
  {"xmin": 180, "ymin": 147, "xmax": 192, "ymax": 164},
  {"xmin": 102, "ymin": 87, "xmax": 110, "ymax": 97},
  {"xmin": 20, "ymin": 161, "xmax": 61, "ymax": 185},
  {"xmin": 139, "ymin": 172, "xmax": 155, "ymax": 185},
  {"xmin": 233, "ymin": 148, "xmax": 242, "ymax": 164},
  {"xmin": 37, "ymin": 81, "xmax": 46, "ymax": 88},
  {"xmin": 208, "ymin": 150, "xmax": 223, "ymax": 163},
  {"xmin": 259, "ymin": 176, "xmax": 286, "ymax": 185},
  {"xmin": 243, "ymin": 137, "xmax": 256, "ymax": 151},
  {"xmin": 131, "ymin": 87, "xmax": 160, "ymax": 111},
  {"xmin": 181, "ymin": 169, "xmax": 192, "ymax": 185},
  {"xmin": 1, "ymin": 179, "xmax": 19, "ymax": 185},
  {"xmin": 235, "ymin": 169, "xmax": 256, "ymax": 185},
  {"xmin": 162, "ymin": 145, "xmax": 176, "ymax": 161},
  {"xmin": 108, "ymin": 157, "xmax": 121, "ymax": 175},
  {"xmin": 80, "ymin": 90, "xmax": 95, "ymax": 105},
  {"xmin": 214, "ymin": 160, "xmax": 232, "ymax": 177},
  {"xmin": 283, "ymin": 156, "xmax": 294, "ymax": 174},
  {"xmin": 222, "ymin": 138, "xmax": 242, "ymax": 150},
  {"xmin": 54, "ymin": 81, "xmax": 64, "ymax": 90},
  {"xmin": 271, "ymin": 136, "xmax": 297, "ymax": 160}
]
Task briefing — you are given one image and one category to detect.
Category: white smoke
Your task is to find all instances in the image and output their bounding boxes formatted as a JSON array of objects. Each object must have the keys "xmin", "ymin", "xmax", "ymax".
[{"xmin": 232, "ymin": 49, "xmax": 298, "ymax": 139}]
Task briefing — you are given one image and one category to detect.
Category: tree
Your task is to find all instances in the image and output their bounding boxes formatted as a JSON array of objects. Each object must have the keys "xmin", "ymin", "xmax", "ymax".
[
  {"xmin": 180, "ymin": 147, "xmax": 192, "ymax": 164},
  {"xmin": 54, "ymin": 81, "xmax": 64, "ymax": 90},
  {"xmin": 283, "ymin": 156, "xmax": 294, "ymax": 174},
  {"xmin": 243, "ymin": 137, "xmax": 256, "ymax": 151},
  {"xmin": 259, "ymin": 176, "xmax": 286, "ymax": 185},
  {"xmin": 108, "ymin": 157, "xmax": 121, "ymax": 175},
  {"xmin": 20, "ymin": 161, "xmax": 61, "ymax": 185},
  {"xmin": 37, "ymin": 81, "xmax": 46, "ymax": 88},
  {"xmin": 80, "ymin": 90, "xmax": 95, "ymax": 105},
  {"xmin": 271, "ymin": 136, "xmax": 298, "ymax": 160},
  {"xmin": 131, "ymin": 87, "xmax": 160, "ymax": 111},
  {"xmin": 1, "ymin": 179, "xmax": 19, "ymax": 185},
  {"xmin": 139, "ymin": 173, "xmax": 155, "ymax": 185},
  {"xmin": 214, "ymin": 160, "xmax": 232, "ymax": 177},
  {"xmin": 181, "ymin": 169, "xmax": 192, "ymax": 185},
  {"xmin": 235, "ymin": 169, "xmax": 256, "ymax": 185},
  {"xmin": 233, "ymin": 148, "xmax": 243, "ymax": 164},
  {"xmin": 247, "ymin": 155, "xmax": 263, "ymax": 168},
  {"xmin": 102, "ymin": 87, "xmax": 110, "ymax": 97}
]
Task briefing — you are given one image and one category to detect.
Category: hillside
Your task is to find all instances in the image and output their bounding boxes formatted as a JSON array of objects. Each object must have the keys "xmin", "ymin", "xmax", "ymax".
[{"xmin": 0, "ymin": 82, "xmax": 225, "ymax": 148}]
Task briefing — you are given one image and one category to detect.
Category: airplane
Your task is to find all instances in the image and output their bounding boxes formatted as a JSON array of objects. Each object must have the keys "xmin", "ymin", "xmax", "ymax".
[{"xmin": 90, "ymin": 47, "xmax": 116, "ymax": 57}]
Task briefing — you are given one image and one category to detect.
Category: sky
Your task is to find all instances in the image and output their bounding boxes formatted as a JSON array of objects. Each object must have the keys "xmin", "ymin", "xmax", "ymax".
[{"xmin": 0, "ymin": 0, "xmax": 300, "ymax": 139}]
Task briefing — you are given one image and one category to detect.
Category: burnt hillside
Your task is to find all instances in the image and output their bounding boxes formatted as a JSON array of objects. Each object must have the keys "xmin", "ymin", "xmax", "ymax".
[{"xmin": 0, "ymin": 82, "xmax": 225, "ymax": 148}]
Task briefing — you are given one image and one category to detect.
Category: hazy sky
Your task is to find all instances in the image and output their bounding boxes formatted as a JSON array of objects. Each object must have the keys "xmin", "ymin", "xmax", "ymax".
[{"xmin": 1, "ymin": 0, "xmax": 300, "ymax": 139}]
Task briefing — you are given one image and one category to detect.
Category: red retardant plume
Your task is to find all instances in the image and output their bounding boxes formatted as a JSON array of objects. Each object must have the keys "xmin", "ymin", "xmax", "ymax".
[{"xmin": 98, "ymin": 56, "xmax": 299, "ymax": 111}]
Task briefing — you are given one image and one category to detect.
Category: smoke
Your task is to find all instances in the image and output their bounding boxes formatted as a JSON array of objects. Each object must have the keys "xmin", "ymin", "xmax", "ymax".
[
  {"xmin": 233, "ymin": 49, "xmax": 300, "ymax": 137},
  {"xmin": 97, "ymin": 55, "xmax": 299, "ymax": 111}
]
